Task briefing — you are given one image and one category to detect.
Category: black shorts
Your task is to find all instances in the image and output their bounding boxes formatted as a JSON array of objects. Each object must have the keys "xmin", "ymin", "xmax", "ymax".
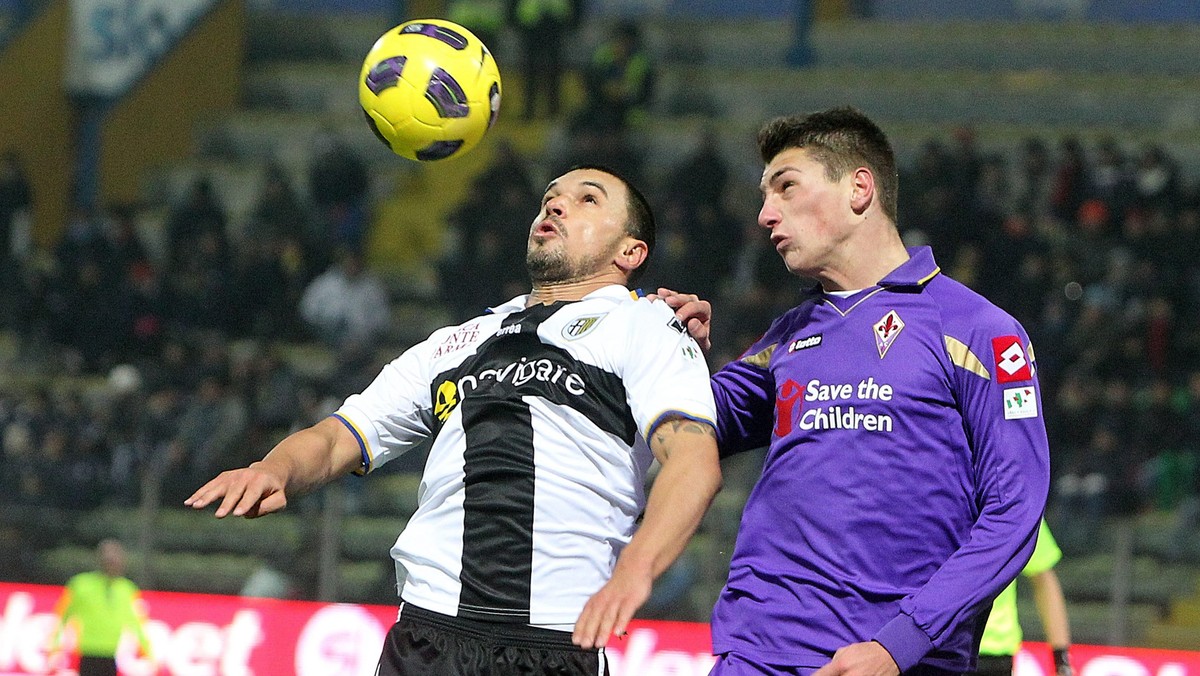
[
  {"xmin": 970, "ymin": 654, "xmax": 1015, "ymax": 676},
  {"xmin": 376, "ymin": 603, "xmax": 609, "ymax": 676},
  {"xmin": 77, "ymin": 656, "xmax": 118, "ymax": 676}
]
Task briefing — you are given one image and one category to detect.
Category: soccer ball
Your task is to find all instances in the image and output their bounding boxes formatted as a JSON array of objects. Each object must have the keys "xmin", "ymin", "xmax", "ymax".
[{"xmin": 359, "ymin": 19, "xmax": 502, "ymax": 162}]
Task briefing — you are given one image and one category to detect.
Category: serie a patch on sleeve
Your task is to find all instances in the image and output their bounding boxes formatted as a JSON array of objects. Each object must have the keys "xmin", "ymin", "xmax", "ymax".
[{"xmin": 1003, "ymin": 386, "xmax": 1038, "ymax": 420}]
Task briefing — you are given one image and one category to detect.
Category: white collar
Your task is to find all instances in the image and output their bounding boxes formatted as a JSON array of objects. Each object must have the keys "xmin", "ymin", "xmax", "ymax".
[{"xmin": 488, "ymin": 284, "xmax": 636, "ymax": 314}]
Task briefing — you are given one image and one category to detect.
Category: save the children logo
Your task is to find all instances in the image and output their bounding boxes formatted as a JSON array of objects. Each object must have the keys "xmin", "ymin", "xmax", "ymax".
[{"xmin": 774, "ymin": 378, "xmax": 895, "ymax": 436}]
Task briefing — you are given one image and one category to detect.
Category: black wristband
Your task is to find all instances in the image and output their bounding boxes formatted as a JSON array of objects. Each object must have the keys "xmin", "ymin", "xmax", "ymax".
[{"xmin": 1053, "ymin": 647, "xmax": 1072, "ymax": 670}]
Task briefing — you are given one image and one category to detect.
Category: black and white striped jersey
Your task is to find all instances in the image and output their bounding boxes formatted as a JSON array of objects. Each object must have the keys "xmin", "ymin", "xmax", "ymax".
[{"xmin": 333, "ymin": 285, "xmax": 716, "ymax": 626}]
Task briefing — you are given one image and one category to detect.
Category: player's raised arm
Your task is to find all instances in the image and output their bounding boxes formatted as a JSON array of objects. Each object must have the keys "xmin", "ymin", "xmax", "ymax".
[
  {"xmin": 184, "ymin": 416, "xmax": 364, "ymax": 518},
  {"xmin": 573, "ymin": 414, "xmax": 721, "ymax": 649}
]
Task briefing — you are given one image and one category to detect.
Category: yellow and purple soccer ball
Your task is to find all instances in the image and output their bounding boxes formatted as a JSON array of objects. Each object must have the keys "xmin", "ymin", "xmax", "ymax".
[{"xmin": 359, "ymin": 19, "xmax": 502, "ymax": 161}]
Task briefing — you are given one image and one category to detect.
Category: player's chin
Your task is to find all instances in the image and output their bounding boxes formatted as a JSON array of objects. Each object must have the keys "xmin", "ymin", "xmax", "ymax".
[{"xmin": 780, "ymin": 252, "xmax": 810, "ymax": 276}]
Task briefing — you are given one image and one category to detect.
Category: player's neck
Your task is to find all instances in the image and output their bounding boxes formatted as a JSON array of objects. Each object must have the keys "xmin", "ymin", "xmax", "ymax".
[
  {"xmin": 527, "ymin": 273, "xmax": 626, "ymax": 306},
  {"xmin": 819, "ymin": 223, "xmax": 909, "ymax": 292}
]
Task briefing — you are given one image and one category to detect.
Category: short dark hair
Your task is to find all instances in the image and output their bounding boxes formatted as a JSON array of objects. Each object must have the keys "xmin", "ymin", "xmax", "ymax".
[
  {"xmin": 756, "ymin": 106, "xmax": 899, "ymax": 223},
  {"xmin": 566, "ymin": 164, "xmax": 656, "ymax": 284}
]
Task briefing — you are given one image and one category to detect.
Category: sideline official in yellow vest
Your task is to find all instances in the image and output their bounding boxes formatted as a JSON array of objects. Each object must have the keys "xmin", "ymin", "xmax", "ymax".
[
  {"xmin": 975, "ymin": 520, "xmax": 1073, "ymax": 676},
  {"xmin": 51, "ymin": 539, "xmax": 153, "ymax": 676}
]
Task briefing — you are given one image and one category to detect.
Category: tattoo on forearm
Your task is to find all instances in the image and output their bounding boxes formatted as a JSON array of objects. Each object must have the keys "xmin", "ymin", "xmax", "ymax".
[
  {"xmin": 669, "ymin": 419, "xmax": 716, "ymax": 437},
  {"xmin": 652, "ymin": 418, "xmax": 717, "ymax": 455}
]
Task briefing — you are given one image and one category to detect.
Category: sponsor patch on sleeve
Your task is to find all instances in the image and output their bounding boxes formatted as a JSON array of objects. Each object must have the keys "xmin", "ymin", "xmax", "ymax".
[
  {"xmin": 667, "ymin": 316, "xmax": 687, "ymax": 334},
  {"xmin": 1003, "ymin": 386, "xmax": 1038, "ymax": 420},
  {"xmin": 992, "ymin": 335, "xmax": 1032, "ymax": 383}
]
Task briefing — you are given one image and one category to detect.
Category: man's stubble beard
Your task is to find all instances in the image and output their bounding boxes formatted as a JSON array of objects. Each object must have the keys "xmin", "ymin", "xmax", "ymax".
[
  {"xmin": 526, "ymin": 242, "xmax": 573, "ymax": 283},
  {"xmin": 526, "ymin": 238, "xmax": 616, "ymax": 284}
]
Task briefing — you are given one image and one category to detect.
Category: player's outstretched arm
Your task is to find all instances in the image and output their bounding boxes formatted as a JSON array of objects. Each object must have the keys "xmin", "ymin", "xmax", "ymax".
[
  {"xmin": 184, "ymin": 416, "xmax": 363, "ymax": 518},
  {"xmin": 654, "ymin": 288, "xmax": 712, "ymax": 351},
  {"xmin": 572, "ymin": 415, "xmax": 721, "ymax": 649}
]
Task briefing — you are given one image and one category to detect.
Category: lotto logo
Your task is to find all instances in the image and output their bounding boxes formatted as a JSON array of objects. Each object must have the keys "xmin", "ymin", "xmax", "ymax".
[{"xmin": 992, "ymin": 336, "xmax": 1031, "ymax": 383}]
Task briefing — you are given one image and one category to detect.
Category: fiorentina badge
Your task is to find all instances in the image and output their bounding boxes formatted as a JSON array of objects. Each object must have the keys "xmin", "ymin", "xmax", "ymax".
[{"xmin": 873, "ymin": 310, "xmax": 904, "ymax": 359}]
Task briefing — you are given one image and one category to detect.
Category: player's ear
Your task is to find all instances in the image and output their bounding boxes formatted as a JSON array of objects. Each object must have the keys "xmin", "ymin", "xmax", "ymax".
[
  {"xmin": 615, "ymin": 238, "xmax": 648, "ymax": 275},
  {"xmin": 850, "ymin": 166, "xmax": 874, "ymax": 215}
]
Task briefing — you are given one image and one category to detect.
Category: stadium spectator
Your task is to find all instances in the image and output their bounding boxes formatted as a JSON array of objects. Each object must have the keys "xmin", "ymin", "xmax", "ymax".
[
  {"xmin": 165, "ymin": 371, "xmax": 249, "ymax": 502},
  {"xmin": 0, "ymin": 395, "xmax": 46, "ymax": 505},
  {"xmin": 187, "ymin": 165, "xmax": 721, "ymax": 675},
  {"xmin": 1133, "ymin": 143, "xmax": 1180, "ymax": 215},
  {"xmin": 1050, "ymin": 136, "xmax": 1090, "ymax": 225},
  {"xmin": 972, "ymin": 153, "xmax": 1014, "ymax": 229},
  {"xmin": 901, "ymin": 139, "xmax": 957, "ymax": 256},
  {"xmin": 248, "ymin": 163, "xmax": 310, "ymax": 251},
  {"xmin": 1166, "ymin": 369, "xmax": 1200, "ymax": 561},
  {"xmin": 298, "ymin": 248, "xmax": 390, "ymax": 352},
  {"xmin": 508, "ymin": 0, "xmax": 582, "ymax": 120},
  {"xmin": 242, "ymin": 346, "xmax": 304, "ymax": 443},
  {"xmin": 649, "ymin": 128, "xmax": 739, "ymax": 302},
  {"xmin": 1090, "ymin": 138, "xmax": 1135, "ymax": 218},
  {"xmin": 51, "ymin": 213, "xmax": 128, "ymax": 372},
  {"xmin": 441, "ymin": 139, "xmax": 537, "ymax": 320},
  {"xmin": 229, "ymin": 230, "xmax": 303, "ymax": 339},
  {"xmin": 165, "ymin": 223, "xmax": 234, "ymax": 335},
  {"xmin": 1012, "ymin": 137, "xmax": 1056, "ymax": 219},
  {"xmin": 165, "ymin": 176, "xmax": 228, "ymax": 270},
  {"xmin": 447, "ymin": 0, "xmax": 505, "ymax": 53},
  {"xmin": 308, "ymin": 130, "xmax": 370, "ymax": 258},
  {"xmin": 712, "ymin": 218, "xmax": 800, "ymax": 366},
  {"xmin": 579, "ymin": 20, "xmax": 657, "ymax": 131},
  {"xmin": 0, "ymin": 151, "xmax": 32, "ymax": 329}
]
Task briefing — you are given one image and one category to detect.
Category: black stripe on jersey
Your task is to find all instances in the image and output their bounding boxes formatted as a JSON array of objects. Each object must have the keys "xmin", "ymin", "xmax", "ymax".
[
  {"xmin": 458, "ymin": 392, "xmax": 536, "ymax": 620},
  {"xmin": 434, "ymin": 303, "xmax": 636, "ymax": 622}
]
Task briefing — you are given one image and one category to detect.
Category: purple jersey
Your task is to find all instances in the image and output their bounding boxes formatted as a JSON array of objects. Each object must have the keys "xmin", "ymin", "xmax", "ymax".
[{"xmin": 710, "ymin": 247, "xmax": 1050, "ymax": 672}]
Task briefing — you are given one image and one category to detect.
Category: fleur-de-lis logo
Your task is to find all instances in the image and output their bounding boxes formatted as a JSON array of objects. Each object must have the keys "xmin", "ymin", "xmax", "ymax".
[{"xmin": 873, "ymin": 310, "xmax": 905, "ymax": 359}]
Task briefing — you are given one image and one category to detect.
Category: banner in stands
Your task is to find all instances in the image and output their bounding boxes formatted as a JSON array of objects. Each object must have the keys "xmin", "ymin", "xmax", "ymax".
[
  {"xmin": 65, "ymin": 0, "xmax": 217, "ymax": 97},
  {"xmin": 1, "ymin": 582, "xmax": 1198, "ymax": 675}
]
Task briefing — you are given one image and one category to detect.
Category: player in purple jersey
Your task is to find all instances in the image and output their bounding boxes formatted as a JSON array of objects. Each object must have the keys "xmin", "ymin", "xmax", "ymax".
[{"xmin": 661, "ymin": 107, "xmax": 1051, "ymax": 676}]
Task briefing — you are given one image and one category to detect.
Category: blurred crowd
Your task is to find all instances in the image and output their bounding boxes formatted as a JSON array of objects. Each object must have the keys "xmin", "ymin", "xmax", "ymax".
[
  {"xmin": 4, "ymin": 123, "xmax": 1200, "ymax": 561},
  {"xmin": 894, "ymin": 131, "xmax": 1200, "ymax": 554},
  {"xmin": 0, "ymin": 136, "xmax": 389, "ymax": 510},
  {"xmin": 4, "ymin": 3, "xmax": 1200, "ymax": 565}
]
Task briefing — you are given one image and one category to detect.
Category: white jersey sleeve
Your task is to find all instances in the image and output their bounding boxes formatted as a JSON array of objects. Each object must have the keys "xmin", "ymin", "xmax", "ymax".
[
  {"xmin": 334, "ymin": 334, "xmax": 438, "ymax": 473},
  {"xmin": 618, "ymin": 299, "xmax": 717, "ymax": 439}
]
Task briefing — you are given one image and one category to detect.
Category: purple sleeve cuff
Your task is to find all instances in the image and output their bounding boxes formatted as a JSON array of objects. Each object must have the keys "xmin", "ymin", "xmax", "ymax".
[{"xmin": 872, "ymin": 613, "xmax": 933, "ymax": 673}]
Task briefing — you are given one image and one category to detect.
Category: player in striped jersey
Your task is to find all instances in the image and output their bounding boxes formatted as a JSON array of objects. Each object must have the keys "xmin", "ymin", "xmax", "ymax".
[{"xmin": 186, "ymin": 165, "xmax": 722, "ymax": 675}]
